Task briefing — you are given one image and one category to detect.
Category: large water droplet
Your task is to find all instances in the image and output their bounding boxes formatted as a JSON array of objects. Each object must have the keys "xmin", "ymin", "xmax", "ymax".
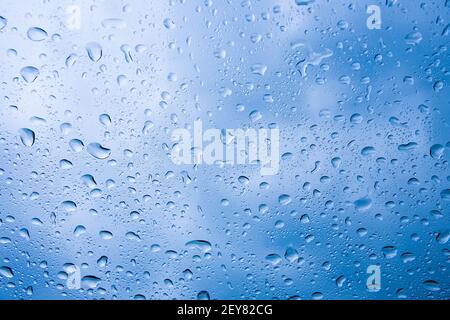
[
  {"xmin": 185, "ymin": 240, "xmax": 212, "ymax": 252},
  {"xmin": 81, "ymin": 275, "xmax": 101, "ymax": 289},
  {"xmin": 27, "ymin": 27, "xmax": 47, "ymax": 41},
  {"xmin": 278, "ymin": 194, "xmax": 292, "ymax": 205},
  {"xmin": 382, "ymin": 246, "xmax": 397, "ymax": 259},
  {"xmin": 20, "ymin": 66, "xmax": 39, "ymax": 83},
  {"xmin": 19, "ymin": 128, "xmax": 35, "ymax": 147},
  {"xmin": 87, "ymin": 143, "xmax": 111, "ymax": 159},
  {"xmin": 354, "ymin": 197, "xmax": 372, "ymax": 212},
  {"xmin": 99, "ymin": 230, "xmax": 113, "ymax": 240},
  {"xmin": 197, "ymin": 291, "xmax": 210, "ymax": 300},
  {"xmin": 265, "ymin": 254, "xmax": 282, "ymax": 265},
  {"xmin": 69, "ymin": 139, "xmax": 84, "ymax": 152},
  {"xmin": 423, "ymin": 280, "xmax": 440, "ymax": 292},
  {"xmin": 74, "ymin": 225, "xmax": 86, "ymax": 237},
  {"xmin": 398, "ymin": 142, "xmax": 418, "ymax": 151},
  {"xmin": 81, "ymin": 174, "xmax": 97, "ymax": 188},
  {"xmin": 436, "ymin": 230, "xmax": 450, "ymax": 244},
  {"xmin": 99, "ymin": 114, "xmax": 112, "ymax": 126},
  {"xmin": 361, "ymin": 146, "xmax": 375, "ymax": 156},
  {"xmin": 430, "ymin": 144, "xmax": 444, "ymax": 159},
  {"xmin": 86, "ymin": 42, "xmax": 102, "ymax": 62},
  {"xmin": 61, "ymin": 200, "xmax": 77, "ymax": 212},
  {"xmin": 97, "ymin": 256, "xmax": 108, "ymax": 267},
  {"xmin": 0, "ymin": 266, "xmax": 14, "ymax": 278}
]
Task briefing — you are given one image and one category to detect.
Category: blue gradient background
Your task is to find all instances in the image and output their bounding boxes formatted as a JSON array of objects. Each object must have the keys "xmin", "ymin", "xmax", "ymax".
[{"xmin": 0, "ymin": 0, "xmax": 449, "ymax": 299}]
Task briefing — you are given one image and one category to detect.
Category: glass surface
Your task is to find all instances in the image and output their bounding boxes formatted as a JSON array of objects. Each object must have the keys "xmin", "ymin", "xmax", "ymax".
[{"xmin": 0, "ymin": 0, "xmax": 449, "ymax": 300}]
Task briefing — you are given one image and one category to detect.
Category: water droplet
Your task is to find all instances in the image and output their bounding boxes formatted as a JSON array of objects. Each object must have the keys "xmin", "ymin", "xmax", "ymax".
[
  {"xmin": 99, "ymin": 230, "xmax": 113, "ymax": 240},
  {"xmin": 19, "ymin": 128, "xmax": 35, "ymax": 147},
  {"xmin": 278, "ymin": 194, "xmax": 292, "ymax": 205},
  {"xmin": 87, "ymin": 143, "xmax": 111, "ymax": 159},
  {"xmin": 440, "ymin": 189, "xmax": 450, "ymax": 201},
  {"xmin": 197, "ymin": 291, "xmax": 210, "ymax": 300},
  {"xmin": 336, "ymin": 275, "xmax": 346, "ymax": 288},
  {"xmin": 354, "ymin": 197, "xmax": 372, "ymax": 212},
  {"xmin": 284, "ymin": 247, "xmax": 299, "ymax": 263},
  {"xmin": 249, "ymin": 110, "xmax": 262, "ymax": 122},
  {"xmin": 331, "ymin": 157, "xmax": 342, "ymax": 168},
  {"xmin": 0, "ymin": 266, "xmax": 14, "ymax": 278},
  {"xmin": 430, "ymin": 144, "xmax": 444, "ymax": 159},
  {"xmin": 81, "ymin": 174, "xmax": 97, "ymax": 188},
  {"xmin": 74, "ymin": 225, "xmax": 86, "ymax": 237},
  {"xmin": 423, "ymin": 280, "xmax": 440, "ymax": 292},
  {"xmin": 295, "ymin": 0, "xmax": 315, "ymax": 5},
  {"xmin": 398, "ymin": 142, "xmax": 418, "ymax": 151},
  {"xmin": 214, "ymin": 48, "xmax": 226, "ymax": 59},
  {"xmin": 65, "ymin": 54, "xmax": 78, "ymax": 68},
  {"xmin": 382, "ymin": 246, "xmax": 397, "ymax": 259},
  {"xmin": 97, "ymin": 256, "xmax": 108, "ymax": 267},
  {"xmin": 167, "ymin": 72, "xmax": 177, "ymax": 82},
  {"xmin": 86, "ymin": 42, "xmax": 102, "ymax": 62},
  {"xmin": 20, "ymin": 66, "xmax": 40, "ymax": 83},
  {"xmin": 99, "ymin": 114, "xmax": 112, "ymax": 126},
  {"xmin": 81, "ymin": 275, "xmax": 101, "ymax": 289},
  {"xmin": 125, "ymin": 231, "xmax": 141, "ymax": 241},
  {"xmin": 163, "ymin": 18, "xmax": 175, "ymax": 29},
  {"xmin": 436, "ymin": 230, "xmax": 450, "ymax": 244},
  {"xmin": 61, "ymin": 200, "xmax": 77, "ymax": 212},
  {"xmin": 27, "ymin": 27, "xmax": 47, "ymax": 41},
  {"xmin": 238, "ymin": 176, "xmax": 249, "ymax": 185},
  {"xmin": 405, "ymin": 31, "xmax": 423, "ymax": 45},
  {"xmin": 400, "ymin": 252, "xmax": 416, "ymax": 263},
  {"xmin": 69, "ymin": 139, "xmax": 84, "ymax": 152},
  {"xmin": 59, "ymin": 159, "xmax": 73, "ymax": 170},
  {"xmin": 0, "ymin": 16, "xmax": 7, "ymax": 30},
  {"xmin": 433, "ymin": 80, "xmax": 444, "ymax": 92},
  {"xmin": 250, "ymin": 63, "xmax": 267, "ymax": 76},
  {"xmin": 265, "ymin": 254, "xmax": 282, "ymax": 265},
  {"xmin": 185, "ymin": 240, "xmax": 212, "ymax": 252},
  {"xmin": 361, "ymin": 146, "xmax": 375, "ymax": 156},
  {"xmin": 350, "ymin": 113, "xmax": 363, "ymax": 124}
]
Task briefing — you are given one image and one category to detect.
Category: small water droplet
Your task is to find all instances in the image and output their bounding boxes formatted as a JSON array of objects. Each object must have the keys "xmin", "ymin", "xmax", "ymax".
[
  {"xmin": 0, "ymin": 16, "xmax": 7, "ymax": 30},
  {"xmin": 163, "ymin": 18, "xmax": 176, "ymax": 29}
]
